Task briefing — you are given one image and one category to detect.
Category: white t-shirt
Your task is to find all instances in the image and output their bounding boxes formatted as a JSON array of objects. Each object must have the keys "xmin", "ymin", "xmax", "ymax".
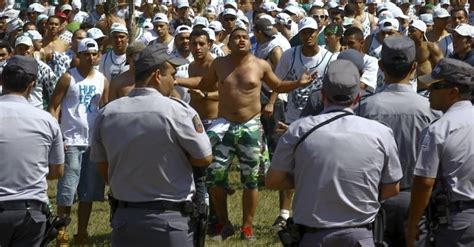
[
  {"xmin": 99, "ymin": 50, "xmax": 130, "ymax": 82},
  {"xmin": 173, "ymin": 51, "xmax": 193, "ymax": 103},
  {"xmin": 362, "ymin": 54, "xmax": 379, "ymax": 92}
]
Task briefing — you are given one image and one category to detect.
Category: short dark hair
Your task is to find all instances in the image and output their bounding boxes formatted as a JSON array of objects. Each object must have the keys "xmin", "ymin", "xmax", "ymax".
[
  {"xmin": 80, "ymin": 22, "xmax": 94, "ymax": 30},
  {"xmin": 330, "ymin": 8, "xmax": 344, "ymax": 18},
  {"xmin": 134, "ymin": 62, "xmax": 167, "ymax": 83},
  {"xmin": 450, "ymin": 7, "xmax": 468, "ymax": 19},
  {"xmin": 23, "ymin": 22, "xmax": 36, "ymax": 32},
  {"xmin": 344, "ymin": 3, "xmax": 357, "ymax": 17},
  {"xmin": 381, "ymin": 60, "xmax": 414, "ymax": 80},
  {"xmin": 344, "ymin": 26, "xmax": 364, "ymax": 40},
  {"xmin": 190, "ymin": 29, "xmax": 210, "ymax": 43},
  {"xmin": 2, "ymin": 65, "xmax": 37, "ymax": 93},
  {"xmin": 173, "ymin": 18, "xmax": 192, "ymax": 29},
  {"xmin": 0, "ymin": 41, "xmax": 12, "ymax": 53}
]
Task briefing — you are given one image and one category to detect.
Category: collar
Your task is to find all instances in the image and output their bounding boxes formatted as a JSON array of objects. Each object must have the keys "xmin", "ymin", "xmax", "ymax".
[
  {"xmin": 446, "ymin": 100, "xmax": 473, "ymax": 113},
  {"xmin": 321, "ymin": 105, "xmax": 354, "ymax": 114},
  {"xmin": 128, "ymin": 87, "xmax": 162, "ymax": 97},
  {"xmin": 381, "ymin": 83, "xmax": 415, "ymax": 93},
  {"xmin": 0, "ymin": 94, "xmax": 29, "ymax": 104}
]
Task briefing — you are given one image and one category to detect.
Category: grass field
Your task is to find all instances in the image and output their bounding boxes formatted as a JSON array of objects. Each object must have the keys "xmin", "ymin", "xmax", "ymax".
[{"xmin": 47, "ymin": 171, "xmax": 283, "ymax": 246}]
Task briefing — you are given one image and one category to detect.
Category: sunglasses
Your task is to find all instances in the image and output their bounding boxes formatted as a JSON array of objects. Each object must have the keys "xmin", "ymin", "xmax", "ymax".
[
  {"xmin": 312, "ymin": 14, "xmax": 326, "ymax": 20},
  {"xmin": 428, "ymin": 82, "xmax": 455, "ymax": 90},
  {"xmin": 223, "ymin": 16, "xmax": 237, "ymax": 21}
]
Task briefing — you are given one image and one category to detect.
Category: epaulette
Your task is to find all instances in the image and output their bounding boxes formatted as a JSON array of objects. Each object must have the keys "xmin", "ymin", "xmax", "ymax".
[{"xmin": 169, "ymin": 96, "xmax": 188, "ymax": 108}]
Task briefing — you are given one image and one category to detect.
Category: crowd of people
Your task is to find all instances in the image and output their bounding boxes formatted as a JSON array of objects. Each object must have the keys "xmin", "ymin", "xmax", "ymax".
[{"xmin": 0, "ymin": 0, "xmax": 474, "ymax": 246}]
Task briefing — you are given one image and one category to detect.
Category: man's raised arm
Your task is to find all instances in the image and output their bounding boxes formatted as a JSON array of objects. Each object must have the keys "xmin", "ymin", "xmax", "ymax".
[{"xmin": 262, "ymin": 60, "xmax": 315, "ymax": 93}]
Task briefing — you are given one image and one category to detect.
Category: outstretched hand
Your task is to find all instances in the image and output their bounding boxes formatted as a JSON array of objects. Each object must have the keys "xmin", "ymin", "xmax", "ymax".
[{"xmin": 298, "ymin": 70, "xmax": 318, "ymax": 87}]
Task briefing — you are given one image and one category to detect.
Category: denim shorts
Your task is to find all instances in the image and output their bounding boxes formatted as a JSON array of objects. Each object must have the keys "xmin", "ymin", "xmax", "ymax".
[{"xmin": 56, "ymin": 146, "xmax": 105, "ymax": 206}]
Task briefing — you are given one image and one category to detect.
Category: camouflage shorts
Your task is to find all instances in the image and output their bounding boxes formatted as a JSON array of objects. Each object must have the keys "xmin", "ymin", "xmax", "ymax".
[{"xmin": 206, "ymin": 117, "xmax": 269, "ymax": 189}]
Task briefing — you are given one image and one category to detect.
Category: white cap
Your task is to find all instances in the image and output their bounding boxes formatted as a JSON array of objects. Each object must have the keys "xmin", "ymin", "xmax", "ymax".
[
  {"xmin": 224, "ymin": 0, "xmax": 238, "ymax": 10},
  {"xmin": 203, "ymin": 27, "xmax": 216, "ymax": 41},
  {"xmin": 284, "ymin": 5, "xmax": 299, "ymax": 15},
  {"xmin": 410, "ymin": 19, "xmax": 428, "ymax": 40},
  {"xmin": 327, "ymin": 1, "xmax": 338, "ymax": 9},
  {"xmin": 312, "ymin": 0, "xmax": 325, "ymax": 8},
  {"xmin": 15, "ymin": 35, "xmax": 33, "ymax": 47},
  {"xmin": 379, "ymin": 18, "xmax": 399, "ymax": 32},
  {"xmin": 366, "ymin": 0, "xmax": 378, "ymax": 4},
  {"xmin": 6, "ymin": 19, "xmax": 23, "ymax": 33},
  {"xmin": 419, "ymin": 13, "xmax": 434, "ymax": 25},
  {"xmin": 392, "ymin": 6, "xmax": 409, "ymax": 20},
  {"xmin": 27, "ymin": 3, "xmax": 45, "ymax": 13},
  {"xmin": 71, "ymin": 0, "xmax": 82, "ymax": 10},
  {"xmin": 36, "ymin": 14, "xmax": 48, "ymax": 25},
  {"xmin": 153, "ymin": 13, "xmax": 169, "ymax": 24},
  {"xmin": 433, "ymin": 7, "xmax": 450, "ymax": 18},
  {"xmin": 238, "ymin": 15, "xmax": 250, "ymax": 25},
  {"xmin": 298, "ymin": 17, "xmax": 318, "ymax": 32},
  {"xmin": 377, "ymin": 10, "xmax": 394, "ymax": 21},
  {"xmin": 162, "ymin": 0, "xmax": 172, "ymax": 5},
  {"xmin": 235, "ymin": 19, "xmax": 248, "ymax": 31},
  {"xmin": 193, "ymin": 16, "xmax": 209, "ymax": 28},
  {"xmin": 110, "ymin": 23, "xmax": 129, "ymax": 35},
  {"xmin": 439, "ymin": 0, "xmax": 450, "ymax": 6},
  {"xmin": 222, "ymin": 8, "xmax": 237, "ymax": 17},
  {"xmin": 454, "ymin": 24, "xmax": 474, "ymax": 37},
  {"xmin": 60, "ymin": 4, "xmax": 73, "ymax": 12},
  {"xmin": 77, "ymin": 38, "xmax": 99, "ymax": 53},
  {"xmin": 27, "ymin": 30, "xmax": 42, "ymax": 40},
  {"xmin": 205, "ymin": 6, "xmax": 217, "ymax": 15},
  {"xmin": 259, "ymin": 14, "xmax": 276, "ymax": 25},
  {"xmin": 276, "ymin": 12, "xmax": 292, "ymax": 26},
  {"xmin": 87, "ymin": 27, "xmax": 106, "ymax": 39},
  {"xmin": 261, "ymin": 2, "xmax": 282, "ymax": 13},
  {"xmin": 415, "ymin": 0, "xmax": 425, "ymax": 6},
  {"xmin": 209, "ymin": 21, "xmax": 224, "ymax": 32},
  {"xmin": 143, "ymin": 20, "xmax": 153, "ymax": 30},
  {"xmin": 174, "ymin": 25, "xmax": 192, "ymax": 36},
  {"xmin": 176, "ymin": 0, "xmax": 190, "ymax": 9}
]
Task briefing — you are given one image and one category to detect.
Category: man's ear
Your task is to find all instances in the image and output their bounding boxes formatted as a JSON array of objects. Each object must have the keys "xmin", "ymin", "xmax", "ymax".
[{"xmin": 151, "ymin": 68, "xmax": 161, "ymax": 87}]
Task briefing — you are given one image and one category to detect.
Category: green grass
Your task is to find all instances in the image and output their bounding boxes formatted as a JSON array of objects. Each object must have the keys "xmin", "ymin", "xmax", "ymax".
[{"xmin": 47, "ymin": 171, "xmax": 283, "ymax": 246}]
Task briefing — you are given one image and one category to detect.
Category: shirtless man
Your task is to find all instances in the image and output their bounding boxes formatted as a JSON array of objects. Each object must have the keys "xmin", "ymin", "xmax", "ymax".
[
  {"xmin": 352, "ymin": 0, "xmax": 377, "ymax": 38},
  {"xmin": 177, "ymin": 27, "xmax": 314, "ymax": 241},
  {"xmin": 408, "ymin": 20, "xmax": 443, "ymax": 80},
  {"xmin": 426, "ymin": 8, "xmax": 451, "ymax": 55},
  {"xmin": 43, "ymin": 16, "xmax": 69, "ymax": 61},
  {"xmin": 108, "ymin": 42, "xmax": 145, "ymax": 101}
]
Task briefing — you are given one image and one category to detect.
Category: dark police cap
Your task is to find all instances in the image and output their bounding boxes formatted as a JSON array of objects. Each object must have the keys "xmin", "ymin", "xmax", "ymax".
[
  {"xmin": 381, "ymin": 35, "xmax": 416, "ymax": 64},
  {"xmin": 135, "ymin": 44, "xmax": 188, "ymax": 74},
  {"xmin": 337, "ymin": 49, "xmax": 364, "ymax": 72},
  {"xmin": 418, "ymin": 58, "xmax": 474, "ymax": 87},
  {"xmin": 5, "ymin": 55, "xmax": 38, "ymax": 75},
  {"xmin": 323, "ymin": 59, "xmax": 360, "ymax": 102}
]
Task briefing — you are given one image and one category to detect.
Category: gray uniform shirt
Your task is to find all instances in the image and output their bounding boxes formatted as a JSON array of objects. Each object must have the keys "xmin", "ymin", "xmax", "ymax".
[
  {"xmin": 0, "ymin": 95, "xmax": 64, "ymax": 203},
  {"xmin": 271, "ymin": 106, "xmax": 403, "ymax": 228},
  {"xmin": 357, "ymin": 83, "xmax": 439, "ymax": 189},
  {"xmin": 90, "ymin": 88, "xmax": 212, "ymax": 202},
  {"xmin": 414, "ymin": 101, "xmax": 474, "ymax": 201}
]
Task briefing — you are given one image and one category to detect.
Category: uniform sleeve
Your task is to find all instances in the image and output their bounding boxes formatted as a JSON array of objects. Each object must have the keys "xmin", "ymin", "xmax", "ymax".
[
  {"xmin": 175, "ymin": 108, "xmax": 212, "ymax": 159},
  {"xmin": 414, "ymin": 126, "xmax": 442, "ymax": 178},
  {"xmin": 90, "ymin": 113, "xmax": 108, "ymax": 162},
  {"xmin": 380, "ymin": 128, "xmax": 403, "ymax": 184},
  {"xmin": 269, "ymin": 123, "xmax": 300, "ymax": 172},
  {"xmin": 48, "ymin": 119, "xmax": 65, "ymax": 165}
]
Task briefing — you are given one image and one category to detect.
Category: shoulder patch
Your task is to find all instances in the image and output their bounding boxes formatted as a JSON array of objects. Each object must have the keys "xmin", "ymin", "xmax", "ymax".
[
  {"xmin": 169, "ymin": 97, "xmax": 188, "ymax": 108},
  {"xmin": 192, "ymin": 114, "xmax": 204, "ymax": 133}
]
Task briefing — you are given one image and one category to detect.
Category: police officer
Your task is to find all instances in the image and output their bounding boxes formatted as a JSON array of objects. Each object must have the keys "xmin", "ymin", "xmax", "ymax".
[
  {"xmin": 407, "ymin": 58, "xmax": 474, "ymax": 247},
  {"xmin": 0, "ymin": 56, "xmax": 65, "ymax": 246},
  {"xmin": 357, "ymin": 35, "xmax": 439, "ymax": 246},
  {"xmin": 90, "ymin": 44, "xmax": 213, "ymax": 246},
  {"xmin": 266, "ymin": 59, "xmax": 403, "ymax": 246}
]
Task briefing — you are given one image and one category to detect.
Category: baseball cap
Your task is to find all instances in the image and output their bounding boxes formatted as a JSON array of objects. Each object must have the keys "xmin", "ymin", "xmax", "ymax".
[
  {"xmin": 379, "ymin": 18, "xmax": 399, "ymax": 32},
  {"xmin": 275, "ymin": 12, "xmax": 292, "ymax": 26},
  {"xmin": 56, "ymin": 12, "xmax": 68, "ymax": 20},
  {"xmin": 410, "ymin": 19, "xmax": 428, "ymax": 40},
  {"xmin": 418, "ymin": 58, "xmax": 473, "ymax": 87},
  {"xmin": 381, "ymin": 35, "xmax": 416, "ymax": 64},
  {"xmin": 235, "ymin": 19, "xmax": 248, "ymax": 31},
  {"xmin": 27, "ymin": 3, "xmax": 45, "ymax": 13},
  {"xmin": 298, "ymin": 17, "xmax": 318, "ymax": 32},
  {"xmin": 433, "ymin": 7, "xmax": 450, "ymax": 18},
  {"xmin": 87, "ymin": 27, "xmax": 106, "ymax": 40},
  {"xmin": 77, "ymin": 38, "xmax": 99, "ymax": 53},
  {"xmin": 26, "ymin": 30, "xmax": 43, "ymax": 40},
  {"xmin": 415, "ymin": 0, "xmax": 425, "ymax": 6},
  {"xmin": 209, "ymin": 21, "xmax": 224, "ymax": 32},
  {"xmin": 259, "ymin": 14, "xmax": 276, "ymax": 25},
  {"xmin": 337, "ymin": 49, "xmax": 365, "ymax": 72},
  {"xmin": 71, "ymin": 0, "xmax": 81, "ymax": 9},
  {"xmin": 323, "ymin": 59, "xmax": 360, "ymax": 102},
  {"xmin": 420, "ymin": 13, "xmax": 434, "ymax": 26},
  {"xmin": 5, "ymin": 55, "xmax": 38, "ymax": 76},
  {"xmin": 284, "ymin": 5, "xmax": 299, "ymax": 15},
  {"xmin": 6, "ymin": 19, "xmax": 23, "ymax": 33},
  {"xmin": 176, "ymin": 0, "xmax": 190, "ymax": 9},
  {"xmin": 36, "ymin": 14, "xmax": 48, "ymax": 25},
  {"xmin": 453, "ymin": 24, "xmax": 474, "ymax": 38},
  {"xmin": 60, "ymin": 4, "xmax": 73, "ymax": 12},
  {"xmin": 222, "ymin": 8, "xmax": 237, "ymax": 17},
  {"xmin": 15, "ymin": 35, "xmax": 33, "ymax": 47},
  {"xmin": 174, "ymin": 25, "xmax": 192, "ymax": 36},
  {"xmin": 224, "ymin": 0, "xmax": 238, "ymax": 10},
  {"xmin": 126, "ymin": 42, "xmax": 146, "ymax": 55},
  {"xmin": 153, "ymin": 13, "xmax": 169, "ymax": 24},
  {"xmin": 205, "ymin": 6, "xmax": 216, "ymax": 15},
  {"xmin": 327, "ymin": 1, "xmax": 338, "ymax": 9},
  {"xmin": 324, "ymin": 23, "xmax": 343, "ymax": 37},
  {"xmin": 261, "ymin": 2, "xmax": 282, "ymax": 13},
  {"xmin": 238, "ymin": 15, "xmax": 250, "ymax": 25},
  {"xmin": 312, "ymin": 0, "xmax": 325, "ymax": 8},
  {"xmin": 203, "ymin": 28, "xmax": 216, "ymax": 41},
  {"xmin": 254, "ymin": 18, "xmax": 277, "ymax": 37},
  {"xmin": 193, "ymin": 16, "xmax": 209, "ymax": 28},
  {"xmin": 110, "ymin": 23, "xmax": 129, "ymax": 35},
  {"xmin": 135, "ymin": 44, "xmax": 188, "ymax": 74},
  {"xmin": 439, "ymin": 0, "xmax": 450, "ymax": 6}
]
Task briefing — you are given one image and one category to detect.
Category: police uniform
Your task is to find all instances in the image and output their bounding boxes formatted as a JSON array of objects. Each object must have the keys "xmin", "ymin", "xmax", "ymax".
[
  {"xmin": 269, "ymin": 60, "xmax": 403, "ymax": 246},
  {"xmin": 90, "ymin": 45, "xmax": 212, "ymax": 246},
  {"xmin": 357, "ymin": 36, "xmax": 440, "ymax": 246},
  {"xmin": 411, "ymin": 58, "xmax": 474, "ymax": 246},
  {"xmin": 0, "ymin": 56, "xmax": 65, "ymax": 246}
]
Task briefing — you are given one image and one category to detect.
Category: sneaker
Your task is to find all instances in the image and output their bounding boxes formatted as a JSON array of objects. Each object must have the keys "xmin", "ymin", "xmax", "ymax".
[
  {"xmin": 56, "ymin": 228, "xmax": 70, "ymax": 247},
  {"xmin": 272, "ymin": 216, "xmax": 287, "ymax": 232},
  {"xmin": 210, "ymin": 223, "xmax": 235, "ymax": 241},
  {"xmin": 240, "ymin": 226, "xmax": 257, "ymax": 241}
]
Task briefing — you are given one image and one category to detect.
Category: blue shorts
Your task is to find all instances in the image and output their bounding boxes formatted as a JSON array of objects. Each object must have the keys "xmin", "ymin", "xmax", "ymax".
[{"xmin": 56, "ymin": 146, "xmax": 105, "ymax": 206}]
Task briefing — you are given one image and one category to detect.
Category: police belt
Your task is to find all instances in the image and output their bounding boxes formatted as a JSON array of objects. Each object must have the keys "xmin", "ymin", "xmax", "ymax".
[
  {"xmin": 0, "ymin": 200, "xmax": 47, "ymax": 211},
  {"xmin": 448, "ymin": 200, "xmax": 474, "ymax": 212},
  {"xmin": 301, "ymin": 224, "xmax": 372, "ymax": 233},
  {"xmin": 117, "ymin": 200, "xmax": 194, "ymax": 214}
]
